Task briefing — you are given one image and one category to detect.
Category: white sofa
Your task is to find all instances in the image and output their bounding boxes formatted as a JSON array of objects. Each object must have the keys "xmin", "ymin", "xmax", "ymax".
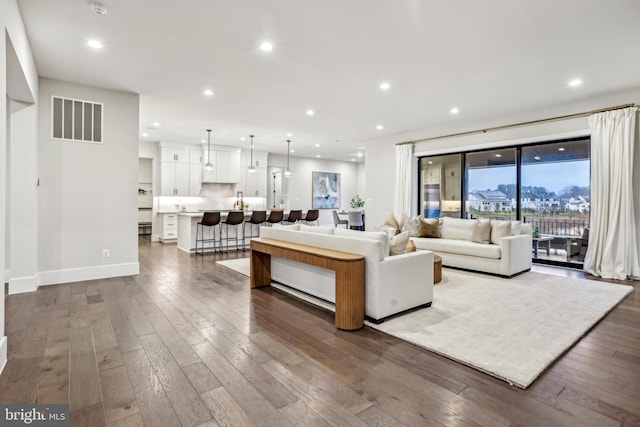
[
  {"xmin": 410, "ymin": 217, "xmax": 532, "ymax": 277},
  {"xmin": 259, "ymin": 225, "xmax": 434, "ymax": 323}
]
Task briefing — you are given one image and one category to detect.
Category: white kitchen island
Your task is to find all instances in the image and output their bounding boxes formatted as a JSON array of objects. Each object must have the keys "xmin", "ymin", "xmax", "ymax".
[{"xmin": 177, "ymin": 211, "xmax": 254, "ymax": 253}]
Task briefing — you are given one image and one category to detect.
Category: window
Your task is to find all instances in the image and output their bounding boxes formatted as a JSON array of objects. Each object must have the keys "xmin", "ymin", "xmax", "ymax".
[
  {"xmin": 466, "ymin": 148, "xmax": 516, "ymax": 220},
  {"xmin": 51, "ymin": 96, "xmax": 103, "ymax": 143}
]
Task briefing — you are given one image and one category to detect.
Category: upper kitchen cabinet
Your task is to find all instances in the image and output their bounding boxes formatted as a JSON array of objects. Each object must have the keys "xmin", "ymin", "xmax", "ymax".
[
  {"xmin": 202, "ymin": 147, "xmax": 241, "ymax": 183},
  {"xmin": 238, "ymin": 150, "xmax": 268, "ymax": 197},
  {"xmin": 159, "ymin": 143, "xmax": 201, "ymax": 196}
]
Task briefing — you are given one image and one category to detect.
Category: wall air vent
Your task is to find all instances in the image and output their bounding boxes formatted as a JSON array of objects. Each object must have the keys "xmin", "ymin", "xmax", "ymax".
[{"xmin": 51, "ymin": 96, "xmax": 103, "ymax": 143}]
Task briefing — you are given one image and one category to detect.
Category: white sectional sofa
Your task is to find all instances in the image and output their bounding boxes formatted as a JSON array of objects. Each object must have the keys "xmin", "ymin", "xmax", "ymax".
[
  {"xmin": 259, "ymin": 225, "xmax": 434, "ymax": 323},
  {"xmin": 410, "ymin": 217, "xmax": 532, "ymax": 277}
]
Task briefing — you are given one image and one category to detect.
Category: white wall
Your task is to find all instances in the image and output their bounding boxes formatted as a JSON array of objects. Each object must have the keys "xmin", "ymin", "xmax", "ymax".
[
  {"xmin": 268, "ymin": 154, "xmax": 360, "ymax": 226},
  {"xmin": 366, "ymin": 88, "xmax": 640, "ymax": 229},
  {"xmin": 1, "ymin": 0, "xmax": 40, "ymax": 375},
  {"xmin": 37, "ymin": 78, "xmax": 140, "ymax": 285}
]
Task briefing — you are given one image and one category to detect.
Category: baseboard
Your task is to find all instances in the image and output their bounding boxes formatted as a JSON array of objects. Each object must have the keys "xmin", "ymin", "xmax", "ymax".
[
  {"xmin": 38, "ymin": 262, "xmax": 140, "ymax": 286},
  {"xmin": 0, "ymin": 336, "xmax": 7, "ymax": 376},
  {"xmin": 8, "ymin": 275, "xmax": 38, "ymax": 295},
  {"xmin": 151, "ymin": 234, "xmax": 160, "ymax": 242}
]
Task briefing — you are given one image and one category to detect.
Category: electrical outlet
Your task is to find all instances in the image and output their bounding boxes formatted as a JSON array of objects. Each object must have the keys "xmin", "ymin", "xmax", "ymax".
[{"xmin": 102, "ymin": 249, "xmax": 110, "ymax": 258}]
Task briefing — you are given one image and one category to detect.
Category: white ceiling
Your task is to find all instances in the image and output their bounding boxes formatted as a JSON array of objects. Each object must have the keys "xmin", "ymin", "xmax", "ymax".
[{"xmin": 16, "ymin": 0, "xmax": 640, "ymax": 161}]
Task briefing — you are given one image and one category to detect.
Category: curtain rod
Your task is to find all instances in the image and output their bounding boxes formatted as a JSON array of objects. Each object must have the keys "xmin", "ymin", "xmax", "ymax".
[{"xmin": 396, "ymin": 103, "xmax": 636, "ymax": 145}]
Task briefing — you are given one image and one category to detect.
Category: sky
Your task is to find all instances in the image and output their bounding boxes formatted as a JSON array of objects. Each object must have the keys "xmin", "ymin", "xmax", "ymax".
[{"xmin": 468, "ymin": 160, "xmax": 590, "ymax": 194}]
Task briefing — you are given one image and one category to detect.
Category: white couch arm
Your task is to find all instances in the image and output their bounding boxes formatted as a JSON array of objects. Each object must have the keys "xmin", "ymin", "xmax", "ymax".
[
  {"xmin": 369, "ymin": 250, "xmax": 434, "ymax": 321},
  {"xmin": 500, "ymin": 234, "xmax": 532, "ymax": 276}
]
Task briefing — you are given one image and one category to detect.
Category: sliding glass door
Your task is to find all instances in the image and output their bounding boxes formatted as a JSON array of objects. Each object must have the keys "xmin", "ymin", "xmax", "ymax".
[{"xmin": 417, "ymin": 137, "xmax": 590, "ymax": 268}]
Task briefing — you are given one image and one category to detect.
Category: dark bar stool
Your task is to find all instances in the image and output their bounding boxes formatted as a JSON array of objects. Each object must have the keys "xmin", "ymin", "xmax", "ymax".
[
  {"xmin": 195, "ymin": 211, "xmax": 221, "ymax": 255},
  {"xmin": 243, "ymin": 210, "xmax": 266, "ymax": 242},
  {"xmin": 283, "ymin": 209, "xmax": 302, "ymax": 225},
  {"xmin": 265, "ymin": 210, "xmax": 284, "ymax": 226},
  {"xmin": 301, "ymin": 209, "xmax": 319, "ymax": 225},
  {"xmin": 222, "ymin": 211, "xmax": 245, "ymax": 251}
]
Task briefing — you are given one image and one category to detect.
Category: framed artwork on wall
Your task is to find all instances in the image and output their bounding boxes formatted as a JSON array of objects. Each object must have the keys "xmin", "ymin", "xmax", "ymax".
[{"xmin": 312, "ymin": 171, "xmax": 340, "ymax": 209}]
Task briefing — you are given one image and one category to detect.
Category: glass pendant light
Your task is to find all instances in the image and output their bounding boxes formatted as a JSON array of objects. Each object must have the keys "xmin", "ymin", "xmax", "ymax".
[
  {"xmin": 204, "ymin": 129, "xmax": 214, "ymax": 172},
  {"xmin": 247, "ymin": 135, "xmax": 256, "ymax": 175},
  {"xmin": 285, "ymin": 139, "xmax": 292, "ymax": 178}
]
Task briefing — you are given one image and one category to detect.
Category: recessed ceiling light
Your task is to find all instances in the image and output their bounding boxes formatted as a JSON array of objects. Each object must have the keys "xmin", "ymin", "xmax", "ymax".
[
  {"xmin": 495, "ymin": 154, "xmax": 502, "ymax": 158},
  {"xmin": 142, "ymin": 132, "xmax": 148, "ymax": 137},
  {"xmin": 260, "ymin": 42, "xmax": 273, "ymax": 52},
  {"xmin": 376, "ymin": 125, "xmax": 384, "ymax": 130},
  {"xmin": 569, "ymin": 79, "xmax": 582, "ymax": 87},
  {"xmin": 290, "ymin": 149, "xmax": 295, "ymax": 153},
  {"xmin": 200, "ymin": 139, "xmax": 205, "ymax": 143},
  {"xmin": 315, "ymin": 143, "xmax": 320, "ymax": 147},
  {"xmin": 203, "ymin": 89, "xmax": 214, "ymax": 96},
  {"xmin": 287, "ymin": 133, "xmax": 293, "ymax": 137},
  {"xmin": 379, "ymin": 82, "xmax": 390, "ymax": 90},
  {"xmin": 240, "ymin": 137, "xmax": 246, "ymax": 141},
  {"xmin": 351, "ymin": 158, "xmax": 355, "ymax": 161},
  {"xmin": 357, "ymin": 152, "xmax": 363, "ymax": 157},
  {"xmin": 534, "ymin": 155, "xmax": 541, "ymax": 161},
  {"xmin": 152, "ymin": 122, "xmax": 160, "ymax": 127},
  {"xmin": 316, "ymin": 154, "xmax": 321, "ymax": 158},
  {"xmin": 558, "ymin": 147, "xmax": 565, "ymax": 151},
  {"xmin": 306, "ymin": 109, "xmax": 315, "ymax": 116},
  {"xmin": 428, "ymin": 161, "xmax": 433, "ymax": 164},
  {"xmin": 87, "ymin": 39, "xmax": 103, "ymax": 49},
  {"xmin": 450, "ymin": 107, "xmax": 459, "ymax": 114}
]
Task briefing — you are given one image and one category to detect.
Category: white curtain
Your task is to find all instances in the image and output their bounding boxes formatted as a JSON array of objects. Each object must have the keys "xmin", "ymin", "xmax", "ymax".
[
  {"xmin": 584, "ymin": 107, "xmax": 640, "ymax": 280},
  {"xmin": 394, "ymin": 143, "xmax": 413, "ymax": 219}
]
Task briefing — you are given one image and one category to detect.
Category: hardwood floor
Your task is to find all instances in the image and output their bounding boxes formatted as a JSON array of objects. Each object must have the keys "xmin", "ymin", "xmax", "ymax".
[{"xmin": 2, "ymin": 237, "xmax": 639, "ymax": 426}]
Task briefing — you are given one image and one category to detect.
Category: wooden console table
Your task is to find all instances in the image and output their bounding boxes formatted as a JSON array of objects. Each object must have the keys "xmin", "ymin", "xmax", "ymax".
[{"xmin": 250, "ymin": 237, "xmax": 365, "ymax": 330}]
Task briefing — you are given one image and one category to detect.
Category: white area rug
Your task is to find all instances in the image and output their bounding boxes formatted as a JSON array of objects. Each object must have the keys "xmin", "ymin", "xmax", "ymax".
[
  {"xmin": 216, "ymin": 258, "xmax": 250, "ymax": 277},
  {"xmin": 215, "ymin": 257, "xmax": 633, "ymax": 388},
  {"xmin": 369, "ymin": 269, "xmax": 633, "ymax": 388}
]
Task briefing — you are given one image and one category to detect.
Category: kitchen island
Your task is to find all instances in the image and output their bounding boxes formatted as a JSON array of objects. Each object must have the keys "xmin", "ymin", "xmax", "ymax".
[{"xmin": 177, "ymin": 211, "xmax": 254, "ymax": 253}]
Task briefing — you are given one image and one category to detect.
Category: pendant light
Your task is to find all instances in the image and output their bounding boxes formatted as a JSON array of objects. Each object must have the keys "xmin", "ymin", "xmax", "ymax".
[
  {"xmin": 247, "ymin": 135, "xmax": 256, "ymax": 175},
  {"xmin": 285, "ymin": 139, "xmax": 292, "ymax": 178},
  {"xmin": 204, "ymin": 129, "xmax": 214, "ymax": 172}
]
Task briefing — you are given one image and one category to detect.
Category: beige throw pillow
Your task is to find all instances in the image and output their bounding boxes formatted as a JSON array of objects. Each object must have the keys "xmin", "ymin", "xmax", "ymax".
[
  {"xmin": 471, "ymin": 220, "xmax": 491, "ymax": 244},
  {"xmin": 418, "ymin": 218, "xmax": 441, "ymax": 238},
  {"xmin": 383, "ymin": 213, "xmax": 400, "ymax": 232},
  {"xmin": 389, "ymin": 231, "xmax": 410, "ymax": 256},
  {"xmin": 490, "ymin": 221, "xmax": 512, "ymax": 245},
  {"xmin": 399, "ymin": 214, "xmax": 423, "ymax": 237},
  {"xmin": 406, "ymin": 239, "xmax": 417, "ymax": 253}
]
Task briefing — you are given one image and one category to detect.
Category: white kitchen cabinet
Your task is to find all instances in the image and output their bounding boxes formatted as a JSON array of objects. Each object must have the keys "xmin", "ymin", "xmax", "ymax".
[
  {"xmin": 159, "ymin": 144, "xmax": 201, "ymax": 196},
  {"xmin": 160, "ymin": 161, "xmax": 190, "ymax": 196},
  {"xmin": 202, "ymin": 148, "xmax": 241, "ymax": 183},
  {"xmin": 160, "ymin": 147, "xmax": 189, "ymax": 163},
  {"xmin": 160, "ymin": 213, "xmax": 178, "ymax": 241},
  {"xmin": 237, "ymin": 151, "xmax": 268, "ymax": 196}
]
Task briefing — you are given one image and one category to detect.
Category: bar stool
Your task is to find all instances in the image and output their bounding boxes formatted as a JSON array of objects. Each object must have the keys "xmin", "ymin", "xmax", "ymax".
[
  {"xmin": 283, "ymin": 209, "xmax": 302, "ymax": 225},
  {"xmin": 243, "ymin": 210, "xmax": 266, "ymax": 243},
  {"xmin": 301, "ymin": 209, "xmax": 319, "ymax": 225},
  {"xmin": 222, "ymin": 211, "xmax": 245, "ymax": 251},
  {"xmin": 265, "ymin": 210, "xmax": 284, "ymax": 226},
  {"xmin": 195, "ymin": 211, "xmax": 221, "ymax": 255}
]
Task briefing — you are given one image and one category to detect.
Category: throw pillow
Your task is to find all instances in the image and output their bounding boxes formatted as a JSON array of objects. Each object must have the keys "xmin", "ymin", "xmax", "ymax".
[
  {"xmin": 510, "ymin": 221, "xmax": 523, "ymax": 235},
  {"xmin": 471, "ymin": 220, "xmax": 491, "ymax": 244},
  {"xmin": 418, "ymin": 218, "xmax": 441, "ymax": 238},
  {"xmin": 400, "ymin": 213, "xmax": 424, "ymax": 237},
  {"xmin": 440, "ymin": 217, "xmax": 478, "ymax": 241},
  {"xmin": 406, "ymin": 239, "xmax": 417, "ymax": 253},
  {"xmin": 490, "ymin": 221, "xmax": 511, "ymax": 245},
  {"xmin": 389, "ymin": 231, "xmax": 410, "ymax": 256},
  {"xmin": 383, "ymin": 213, "xmax": 400, "ymax": 231}
]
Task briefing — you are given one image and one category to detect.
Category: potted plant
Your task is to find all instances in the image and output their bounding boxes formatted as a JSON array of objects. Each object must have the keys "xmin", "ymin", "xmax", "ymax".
[{"xmin": 350, "ymin": 195, "xmax": 365, "ymax": 210}]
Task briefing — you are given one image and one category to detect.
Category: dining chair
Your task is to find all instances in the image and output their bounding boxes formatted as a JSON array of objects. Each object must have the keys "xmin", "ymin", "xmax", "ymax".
[
  {"xmin": 347, "ymin": 211, "xmax": 364, "ymax": 230},
  {"xmin": 332, "ymin": 210, "xmax": 348, "ymax": 228}
]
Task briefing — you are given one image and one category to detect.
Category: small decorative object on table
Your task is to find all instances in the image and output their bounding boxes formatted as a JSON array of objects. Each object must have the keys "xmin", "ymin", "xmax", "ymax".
[
  {"xmin": 350, "ymin": 195, "xmax": 365, "ymax": 209},
  {"xmin": 533, "ymin": 226, "xmax": 540, "ymax": 238}
]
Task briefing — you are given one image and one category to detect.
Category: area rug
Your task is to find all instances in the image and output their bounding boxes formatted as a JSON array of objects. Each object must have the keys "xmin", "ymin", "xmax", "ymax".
[
  {"xmin": 216, "ymin": 258, "xmax": 250, "ymax": 277},
  {"xmin": 369, "ymin": 269, "xmax": 633, "ymax": 388},
  {"xmin": 214, "ymin": 257, "xmax": 633, "ymax": 388}
]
